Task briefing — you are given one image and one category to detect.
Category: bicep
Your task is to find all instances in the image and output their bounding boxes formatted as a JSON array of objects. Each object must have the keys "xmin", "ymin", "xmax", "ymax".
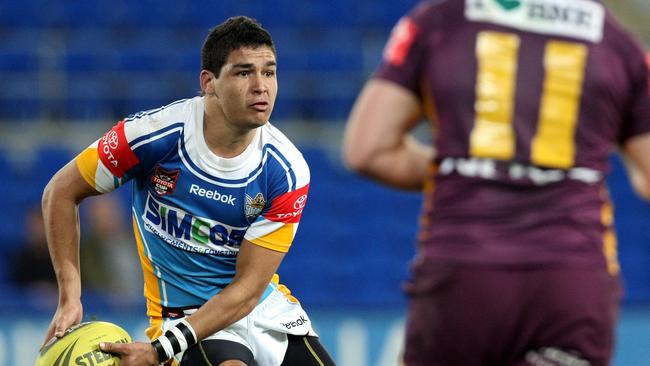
[
  {"xmin": 44, "ymin": 159, "xmax": 101, "ymax": 205},
  {"xmin": 343, "ymin": 78, "xmax": 422, "ymax": 168}
]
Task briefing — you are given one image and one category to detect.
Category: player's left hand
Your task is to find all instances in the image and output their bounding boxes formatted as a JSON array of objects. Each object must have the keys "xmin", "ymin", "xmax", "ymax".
[{"xmin": 99, "ymin": 341, "xmax": 159, "ymax": 366}]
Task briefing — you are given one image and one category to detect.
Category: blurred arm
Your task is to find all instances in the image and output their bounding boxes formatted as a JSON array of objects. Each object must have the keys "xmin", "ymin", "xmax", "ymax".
[
  {"xmin": 41, "ymin": 160, "xmax": 100, "ymax": 343},
  {"xmin": 621, "ymin": 133, "xmax": 650, "ymax": 201},
  {"xmin": 342, "ymin": 79, "xmax": 435, "ymax": 191},
  {"xmin": 186, "ymin": 239, "xmax": 285, "ymax": 340}
]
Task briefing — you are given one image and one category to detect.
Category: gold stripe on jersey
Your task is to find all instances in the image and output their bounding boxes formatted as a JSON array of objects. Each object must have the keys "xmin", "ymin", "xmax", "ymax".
[
  {"xmin": 133, "ymin": 216, "xmax": 164, "ymax": 339},
  {"xmin": 249, "ymin": 223, "xmax": 294, "ymax": 253},
  {"xmin": 75, "ymin": 147, "xmax": 100, "ymax": 189},
  {"xmin": 532, "ymin": 41, "xmax": 587, "ymax": 169},
  {"xmin": 471, "ymin": 31, "xmax": 519, "ymax": 160}
]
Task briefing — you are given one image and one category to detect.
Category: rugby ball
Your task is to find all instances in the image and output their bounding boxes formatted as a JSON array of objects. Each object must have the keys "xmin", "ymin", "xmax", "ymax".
[{"xmin": 36, "ymin": 321, "xmax": 132, "ymax": 366}]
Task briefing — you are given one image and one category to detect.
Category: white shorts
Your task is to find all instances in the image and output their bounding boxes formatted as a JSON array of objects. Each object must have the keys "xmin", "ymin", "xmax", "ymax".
[{"xmin": 163, "ymin": 284, "xmax": 317, "ymax": 365}]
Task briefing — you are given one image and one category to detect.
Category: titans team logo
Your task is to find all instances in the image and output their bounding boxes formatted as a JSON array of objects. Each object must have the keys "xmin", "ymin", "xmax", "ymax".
[
  {"xmin": 151, "ymin": 166, "xmax": 180, "ymax": 196},
  {"xmin": 245, "ymin": 193, "xmax": 266, "ymax": 220}
]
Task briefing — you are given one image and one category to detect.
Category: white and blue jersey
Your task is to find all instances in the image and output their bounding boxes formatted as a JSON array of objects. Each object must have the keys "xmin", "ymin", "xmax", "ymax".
[{"xmin": 75, "ymin": 96, "xmax": 310, "ymax": 338}]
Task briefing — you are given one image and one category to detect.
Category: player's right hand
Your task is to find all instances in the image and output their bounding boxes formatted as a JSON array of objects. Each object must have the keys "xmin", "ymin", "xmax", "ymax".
[{"xmin": 41, "ymin": 300, "xmax": 83, "ymax": 348}]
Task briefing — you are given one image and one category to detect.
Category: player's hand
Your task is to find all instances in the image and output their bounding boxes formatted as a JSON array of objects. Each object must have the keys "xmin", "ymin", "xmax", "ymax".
[
  {"xmin": 100, "ymin": 341, "xmax": 159, "ymax": 366},
  {"xmin": 41, "ymin": 299, "xmax": 83, "ymax": 348}
]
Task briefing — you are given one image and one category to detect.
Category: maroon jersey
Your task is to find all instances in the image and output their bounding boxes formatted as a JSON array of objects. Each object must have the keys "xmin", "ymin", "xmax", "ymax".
[{"xmin": 375, "ymin": 0, "xmax": 650, "ymax": 269}]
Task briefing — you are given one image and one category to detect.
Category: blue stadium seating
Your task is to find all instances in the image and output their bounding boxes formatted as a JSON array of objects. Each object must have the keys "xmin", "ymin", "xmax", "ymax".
[
  {"xmin": 5, "ymin": 0, "xmax": 650, "ymax": 310},
  {"xmin": 0, "ymin": 0, "xmax": 420, "ymax": 123}
]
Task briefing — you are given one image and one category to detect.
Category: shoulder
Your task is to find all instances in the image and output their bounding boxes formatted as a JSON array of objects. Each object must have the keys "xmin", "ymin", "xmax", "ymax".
[
  {"xmin": 603, "ymin": 11, "xmax": 647, "ymax": 58},
  {"xmin": 121, "ymin": 97, "xmax": 200, "ymax": 146},
  {"xmin": 124, "ymin": 97, "xmax": 198, "ymax": 133},
  {"xmin": 602, "ymin": 9, "xmax": 648, "ymax": 77},
  {"xmin": 260, "ymin": 122, "xmax": 310, "ymax": 185},
  {"xmin": 408, "ymin": 0, "xmax": 457, "ymax": 24}
]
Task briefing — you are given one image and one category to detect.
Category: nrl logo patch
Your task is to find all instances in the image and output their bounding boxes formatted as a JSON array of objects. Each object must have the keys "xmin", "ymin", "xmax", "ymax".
[
  {"xmin": 151, "ymin": 165, "xmax": 180, "ymax": 196},
  {"xmin": 245, "ymin": 193, "xmax": 266, "ymax": 220}
]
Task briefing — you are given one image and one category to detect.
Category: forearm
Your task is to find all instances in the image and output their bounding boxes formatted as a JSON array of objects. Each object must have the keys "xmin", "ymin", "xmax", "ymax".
[
  {"xmin": 622, "ymin": 134, "xmax": 650, "ymax": 202},
  {"xmin": 42, "ymin": 161, "xmax": 99, "ymax": 303},
  {"xmin": 186, "ymin": 280, "xmax": 262, "ymax": 340},
  {"xmin": 352, "ymin": 135, "xmax": 434, "ymax": 191},
  {"xmin": 42, "ymin": 177, "xmax": 82, "ymax": 302},
  {"xmin": 151, "ymin": 241, "xmax": 284, "ymax": 363}
]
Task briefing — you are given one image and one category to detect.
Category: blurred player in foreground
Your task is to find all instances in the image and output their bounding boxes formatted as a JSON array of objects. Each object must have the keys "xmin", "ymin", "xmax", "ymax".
[
  {"xmin": 343, "ymin": 0, "xmax": 650, "ymax": 365},
  {"xmin": 41, "ymin": 16, "xmax": 335, "ymax": 366}
]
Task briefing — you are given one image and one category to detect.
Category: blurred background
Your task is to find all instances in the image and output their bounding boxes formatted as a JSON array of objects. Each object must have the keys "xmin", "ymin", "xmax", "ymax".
[{"xmin": 0, "ymin": 1, "xmax": 648, "ymax": 365}]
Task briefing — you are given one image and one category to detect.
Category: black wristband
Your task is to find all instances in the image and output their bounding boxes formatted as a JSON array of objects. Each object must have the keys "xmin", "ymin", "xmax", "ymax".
[{"xmin": 151, "ymin": 339, "xmax": 170, "ymax": 363}]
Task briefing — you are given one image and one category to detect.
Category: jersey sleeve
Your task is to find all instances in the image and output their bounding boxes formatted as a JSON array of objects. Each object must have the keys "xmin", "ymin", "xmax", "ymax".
[
  {"xmin": 373, "ymin": 1, "xmax": 434, "ymax": 98},
  {"xmin": 244, "ymin": 152, "xmax": 310, "ymax": 253},
  {"xmin": 75, "ymin": 115, "xmax": 181, "ymax": 193},
  {"xmin": 620, "ymin": 53, "xmax": 650, "ymax": 142}
]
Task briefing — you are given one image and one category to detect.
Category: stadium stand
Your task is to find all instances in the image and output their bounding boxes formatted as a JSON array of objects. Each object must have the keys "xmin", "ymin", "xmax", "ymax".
[{"xmin": 1, "ymin": 0, "xmax": 649, "ymax": 313}]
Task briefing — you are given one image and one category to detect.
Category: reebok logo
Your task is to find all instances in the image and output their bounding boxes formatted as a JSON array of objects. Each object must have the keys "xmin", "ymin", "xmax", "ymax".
[
  {"xmin": 189, "ymin": 184, "xmax": 236, "ymax": 206},
  {"xmin": 281, "ymin": 315, "xmax": 308, "ymax": 330}
]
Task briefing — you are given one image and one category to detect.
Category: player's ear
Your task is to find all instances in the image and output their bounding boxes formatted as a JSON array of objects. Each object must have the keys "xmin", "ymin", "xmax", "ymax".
[{"xmin": 200, "ymin": 70, "xmax": 217, "ymax": 96}]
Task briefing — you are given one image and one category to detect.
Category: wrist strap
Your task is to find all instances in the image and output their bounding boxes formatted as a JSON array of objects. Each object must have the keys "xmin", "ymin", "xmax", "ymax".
[{"xmin": 151, "ymin": 319, "xmax": 198, "ymax": 362}]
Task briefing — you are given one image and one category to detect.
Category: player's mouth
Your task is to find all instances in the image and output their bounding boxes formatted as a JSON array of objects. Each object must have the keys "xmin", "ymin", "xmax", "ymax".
[{"xmin": 250, "ymin": 101, "xmax": 269, "ymax": 112}]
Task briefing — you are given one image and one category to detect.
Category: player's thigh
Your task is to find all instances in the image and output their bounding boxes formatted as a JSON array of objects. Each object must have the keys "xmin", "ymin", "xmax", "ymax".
[
  {"xmin": 281, "ymin": 335, "xmax": 336, "ymax": 366},
  {"xmin": 515, "ymin": 267, "xmax": 622, "ymax": 366},
  {"xmin": 181, "ymin": 339, "xmax": 257, "ymax": 366},
  {"xmin": 402, "ymin": 264, "xmax": 539, "ymax": 366}
]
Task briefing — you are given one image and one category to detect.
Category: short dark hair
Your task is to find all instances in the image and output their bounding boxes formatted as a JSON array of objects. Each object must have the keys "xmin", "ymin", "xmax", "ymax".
[{"xmin": 201, "ymin": 16, "xmax": 276, "ymax": 77}]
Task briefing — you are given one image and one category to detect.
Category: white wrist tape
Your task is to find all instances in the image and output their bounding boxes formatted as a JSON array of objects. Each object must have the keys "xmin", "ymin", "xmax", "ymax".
[{"xmin": 151, "ymin": 319, "xmax": 197, "ymax": 362}]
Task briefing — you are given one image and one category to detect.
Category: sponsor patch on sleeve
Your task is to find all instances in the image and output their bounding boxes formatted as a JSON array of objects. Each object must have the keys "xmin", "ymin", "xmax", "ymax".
[
  {"xmin": 98, "ymin": 120, "xmax": 139, "ymax": 178},
  {"xmin": 383, "ymin": 17, "xmax": 418, "ymax": 67},
  {"xmin": 264, "ymin": 184, "xmax": 309, "ymax": 223}
]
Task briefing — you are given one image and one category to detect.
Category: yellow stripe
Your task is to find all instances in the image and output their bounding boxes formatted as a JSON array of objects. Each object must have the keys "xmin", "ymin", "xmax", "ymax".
[
  {"xmin": 270, "ymin": 274, "xmax": 299, "ymax": 303},
  {"xmin": 531, "ymin": 41, "xmax": 587, "ymax": 169},
  {"xmin": 303, "ymin": 337, "xmax": 325, "ymax": 366},
  {"xmin": 75, "ymin": 147, "xmax": 99, "ymax": 188},
  {"xmin": 132, "ymin": 216, "xmax": 164, "ymax": 339},
  {"xmin": 470, "ymin": 31, "xmax": 519, "ymax": 160},
  {"xmin": 418, "ymin": 163, "xmax": 437, "ymax": 243},
  {"xmin": 600, "ymin": 197, "xmax": 620, "ymax": 275},
  {"xmin": 250, "ymin": 223, "xmax": 294, "ymax": 252},
  {"xmin": 421, "ymin": 79, "xmax": 440, "ymax": 130}
]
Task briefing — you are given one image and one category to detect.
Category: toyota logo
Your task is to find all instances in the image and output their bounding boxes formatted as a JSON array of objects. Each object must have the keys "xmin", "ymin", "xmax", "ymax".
[
  {"xmin": 293, "ymin": 194, "xmax": 307, "ymax": 210},
  {"xmin": 107, "ymin": 131, "xmax": 119, "ymax": 149}
]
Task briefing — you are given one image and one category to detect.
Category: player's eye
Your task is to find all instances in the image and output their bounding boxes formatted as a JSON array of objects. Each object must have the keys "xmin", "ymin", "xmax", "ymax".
[
  {"xmin": 264, "ymin": 70, "xmax": 276, "ymax": 77},
  {"xmin": 237, "ymin": 70, "xmax": 250, "ymax": 77}
]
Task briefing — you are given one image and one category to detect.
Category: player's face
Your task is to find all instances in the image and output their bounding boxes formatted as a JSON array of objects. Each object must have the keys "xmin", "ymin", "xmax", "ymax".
[{"xmin": 210, "ymin": 46, "xmax": 278, "ymax": 129}]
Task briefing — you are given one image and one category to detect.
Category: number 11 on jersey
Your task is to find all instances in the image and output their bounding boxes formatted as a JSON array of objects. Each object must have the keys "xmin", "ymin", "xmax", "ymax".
[{"xmin": 470, "ymin": 31, "xmax": 588, "ymax": 169}]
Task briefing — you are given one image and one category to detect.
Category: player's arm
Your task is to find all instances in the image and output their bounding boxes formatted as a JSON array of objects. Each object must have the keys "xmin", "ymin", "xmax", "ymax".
[
  {"xmin": 621, "ymin": 133, "xmax": 650, "ymax": 201},
  {"xmin": 188, "ymin": 239, "xmax": 284, "ymax": 337},
  {"xmin": 342, "ymin": 78, "xmax": 434, "ymax": 191},
  {"xmin": 100, "ymin": 240, "xmax": 284, "ymax": 365},
  {"xmin": 41, "ymin": 160, "xmax": 101, "ymax": 346}
]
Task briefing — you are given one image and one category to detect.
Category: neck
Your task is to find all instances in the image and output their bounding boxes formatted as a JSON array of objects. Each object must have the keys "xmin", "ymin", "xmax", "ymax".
[{"xmin": 203, "ymin": 109, "xmax": 256, "ymax": 159}]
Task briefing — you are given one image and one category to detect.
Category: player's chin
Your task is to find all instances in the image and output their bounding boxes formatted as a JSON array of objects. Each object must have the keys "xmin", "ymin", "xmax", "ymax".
[{"xmin": 249, "ymin": 110, "xmax": 272, "ymax": 126}]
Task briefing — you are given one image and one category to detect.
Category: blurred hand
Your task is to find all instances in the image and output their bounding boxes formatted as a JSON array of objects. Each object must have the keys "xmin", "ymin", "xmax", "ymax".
[
  {"xmin": 99, "ymin": 341, "xmax": 158, "ymax": 366},
  {"xmin": 41, "ymin": 299, "xmax": 83, "ymax": 348}
]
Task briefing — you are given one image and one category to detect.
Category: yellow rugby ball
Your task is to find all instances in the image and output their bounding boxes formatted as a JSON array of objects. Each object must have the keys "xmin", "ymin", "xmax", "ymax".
[{"xmin": 36, "ymin": 321, "xmax": 132, "ymax": 366}]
